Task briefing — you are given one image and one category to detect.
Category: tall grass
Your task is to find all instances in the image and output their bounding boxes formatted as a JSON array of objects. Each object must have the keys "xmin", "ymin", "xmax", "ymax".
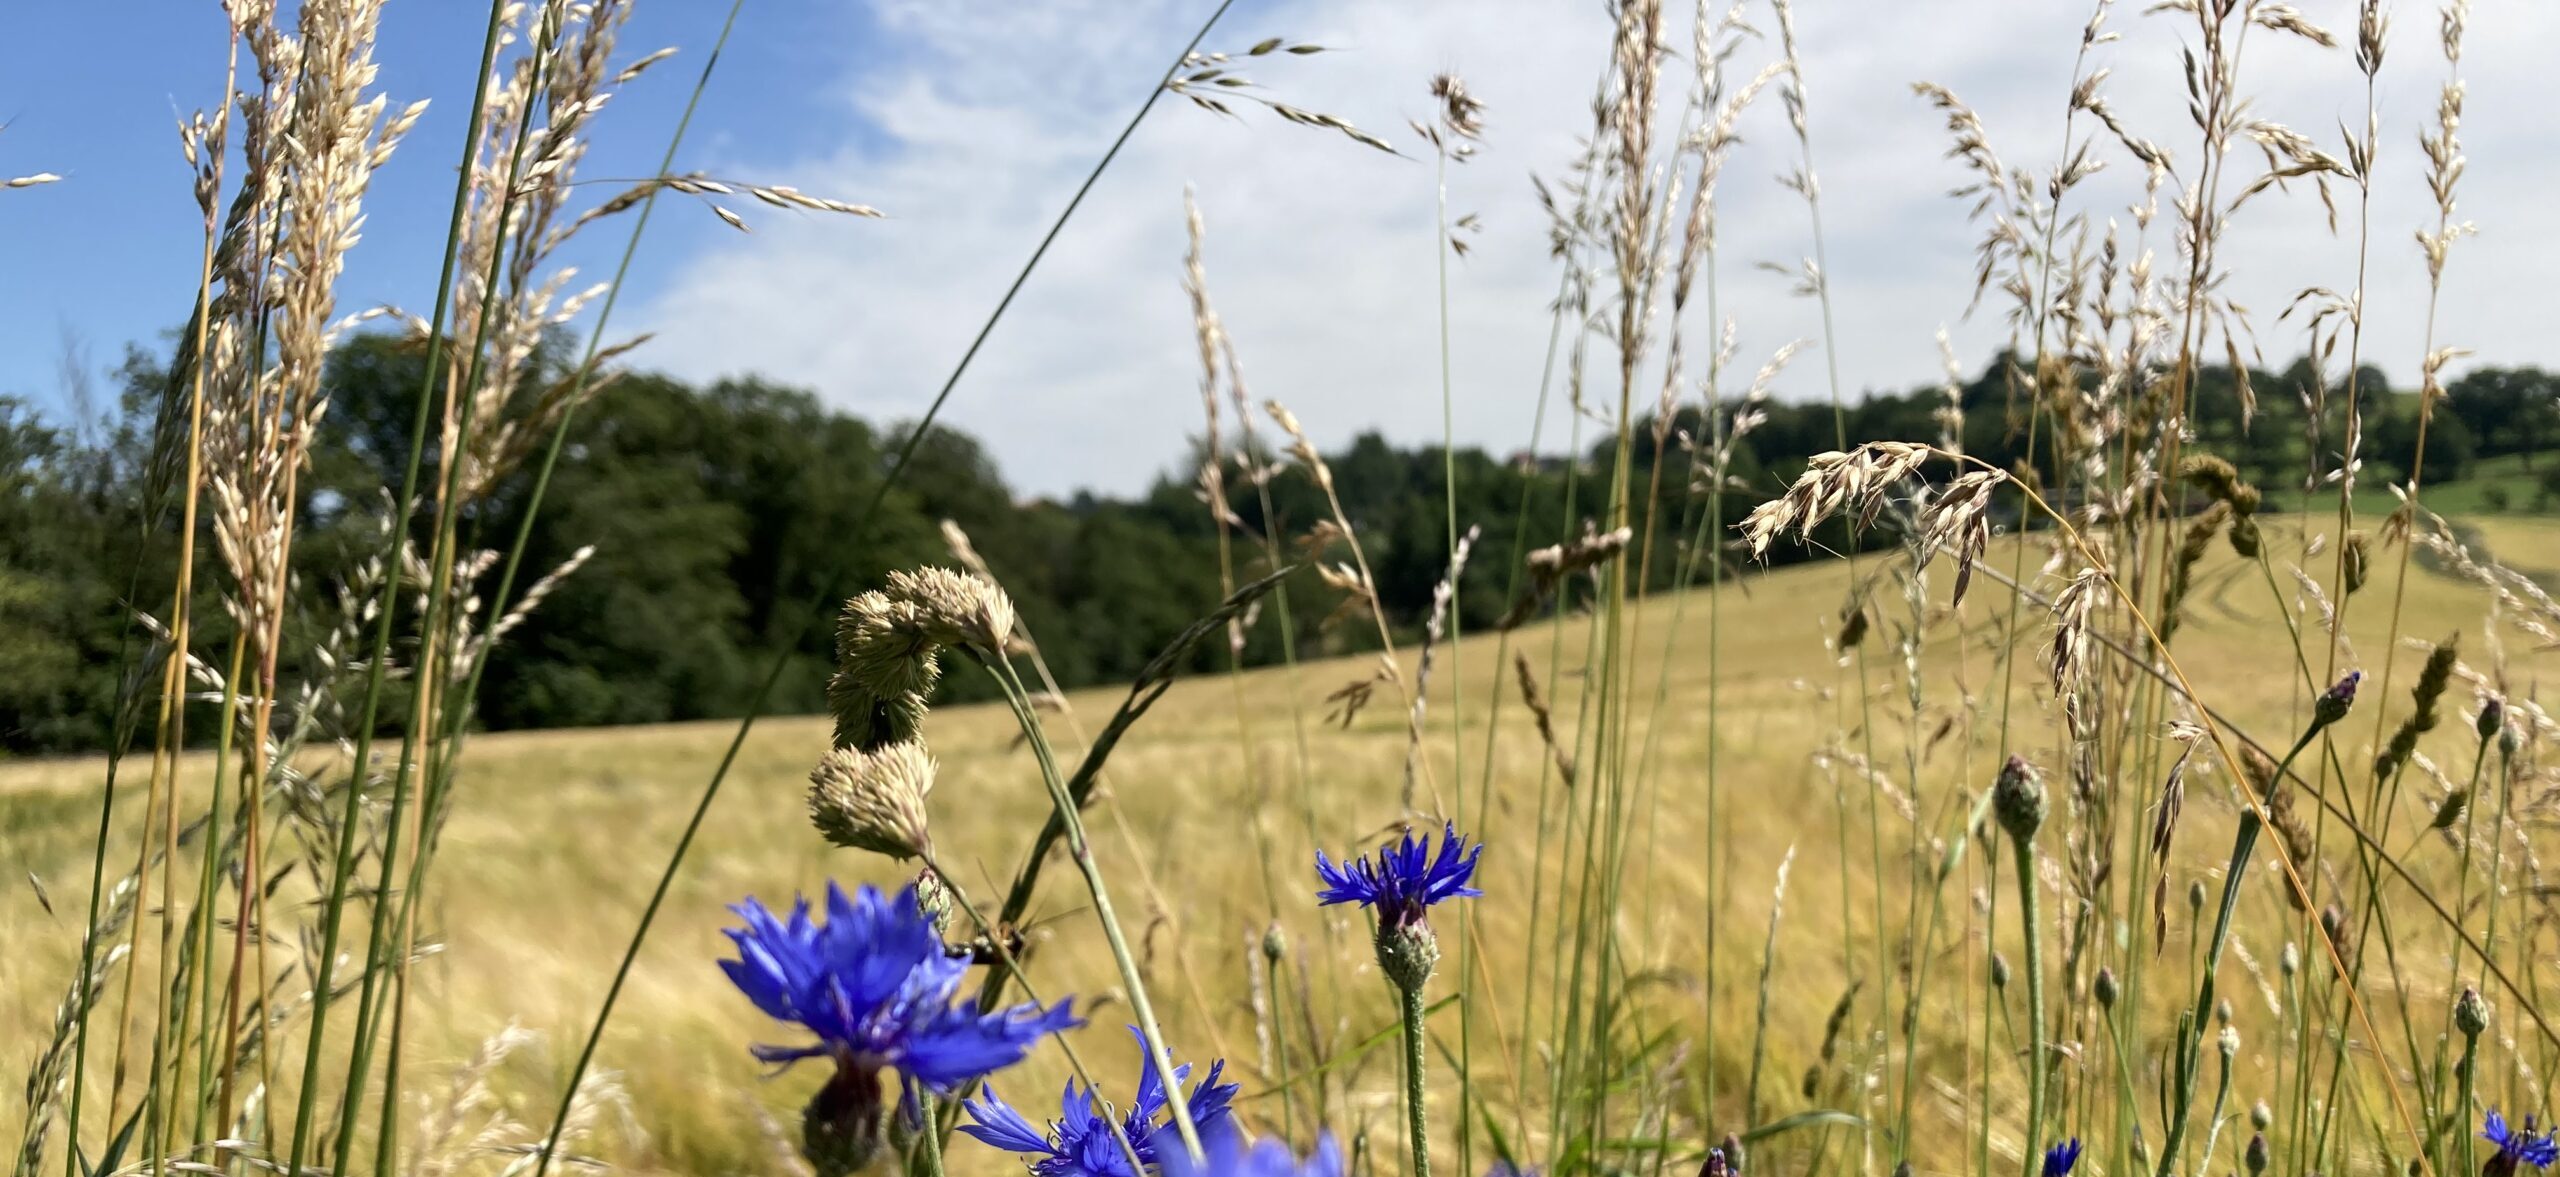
[{"xmin": 14, "ymin": 1, "xmax": 2560, "ymax": 1177}]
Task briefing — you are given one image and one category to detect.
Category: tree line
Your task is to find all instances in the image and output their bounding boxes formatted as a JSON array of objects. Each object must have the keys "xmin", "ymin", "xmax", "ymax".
[{"xmin": 3, "ymin": 331, "xmax": 2554, "ymax": 755}]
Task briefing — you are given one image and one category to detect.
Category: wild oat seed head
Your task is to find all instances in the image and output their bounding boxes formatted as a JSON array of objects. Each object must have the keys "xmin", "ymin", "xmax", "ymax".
[
  {"xmin": 1430, "ymin": 72, "xmax": 1486, "ymax": 142},
  {"xmin": 808, "ymin": 740, "xmax": 937, "ymax": 860}
]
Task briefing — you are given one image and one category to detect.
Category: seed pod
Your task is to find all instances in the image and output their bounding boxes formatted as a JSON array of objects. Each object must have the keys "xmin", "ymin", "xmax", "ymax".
[
  {"xmin": 1991, "ymin": 951, "xmax": 2011, "ymax": 990},
  {"xmin": 2251, "ymin": 1100, "xmax": 2273, "ymax": 1130},
  {"xmin": 2093, "ymin": 966, "xmax": 2118, "ymax": 1009},
  {"xmin": 2479, "ymin": 696, "xmax": 2506, "ymax": 741},
  {"xmin": 2246, "ymin": 1132, "xmax": 2269, "ymax": 1175},
  {"xmin": 1262, "ymin": 922, "xmax": 1288, "ymax": 963}
]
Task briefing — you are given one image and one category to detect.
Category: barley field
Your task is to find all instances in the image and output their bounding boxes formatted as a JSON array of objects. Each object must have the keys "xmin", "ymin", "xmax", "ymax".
[
  {"xmin": 8, "ymin": 511, "xmax": 2558, "ymax": 1175},
  {"xmin": 8, "ymin": 2, "xmax": 2560, "ymax": 1177}
]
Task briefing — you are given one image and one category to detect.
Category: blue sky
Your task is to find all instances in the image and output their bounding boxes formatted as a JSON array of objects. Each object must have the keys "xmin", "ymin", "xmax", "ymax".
[
  {"xmin": 7, "ymin": 1, "xmax": 2559, "ymax": 497},
  {"xmin": 0, "ymin": 2, "xmax": 873, "ymax": 405}
]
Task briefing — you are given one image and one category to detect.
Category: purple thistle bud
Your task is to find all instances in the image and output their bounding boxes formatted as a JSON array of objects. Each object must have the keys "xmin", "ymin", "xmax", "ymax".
[{"xmin": 2314, "ymin": 671, "xmax": 2361, "ymax": 727}]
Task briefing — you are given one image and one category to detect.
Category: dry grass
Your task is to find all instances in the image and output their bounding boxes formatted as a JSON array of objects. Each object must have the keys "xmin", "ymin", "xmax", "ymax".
[{"xmin": 7, "ymin": 511, "xmax": 2549, "ymax": 1174}]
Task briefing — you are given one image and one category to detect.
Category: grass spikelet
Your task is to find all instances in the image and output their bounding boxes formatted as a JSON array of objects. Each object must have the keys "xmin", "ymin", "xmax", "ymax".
[
  {"xmin": 1512, "ymin": 651, "xmax": 1575, "ymax": 790},
  {"xmin": 2160, "ymin": 500, "xmax": 2231, "ymax": 644}
]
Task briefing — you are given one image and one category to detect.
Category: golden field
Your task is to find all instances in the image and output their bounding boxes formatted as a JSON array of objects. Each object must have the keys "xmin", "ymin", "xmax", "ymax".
[{"xmin": 6, "ymin": 511, "xmax": 2556, "ymax": 1174}]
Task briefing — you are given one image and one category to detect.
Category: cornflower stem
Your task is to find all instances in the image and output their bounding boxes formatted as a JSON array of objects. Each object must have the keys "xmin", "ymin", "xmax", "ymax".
[
  {"xmin": 2010, "ymin": 831, "xmax": 2046, "ymax": 1177},
  {"xmin": 908, "ymin": 1076, "xmax": 948, "ymax": 1177},
  {"xmin": 2156, "ymin": 716, "xmax": 2328, "ymax": 1176},
  {"xmin": 1399, "ymin": 976, "xmax": 1433, "ymax": 1177},
  {"xmin": 979, "ymin": 652, "xmax": 1205, "ymax": 1164},
  {"xmin": 2198, "ymin": 1044, "xmax": 2235, "ymax": 1173},
  {"xmin": 2455, "ymin": 1028, "xmax": 2480, "ymax": 1175}
]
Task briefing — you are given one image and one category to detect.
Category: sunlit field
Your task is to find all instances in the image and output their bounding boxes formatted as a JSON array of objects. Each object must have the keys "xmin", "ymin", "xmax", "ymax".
[
  {"xmin": 9, "ymin": 2, "xmax": 2560, "ymax": 1177},
  {"xmin": 10, "ymin": 512, "xmax": 2555, "ymax": 1174}
]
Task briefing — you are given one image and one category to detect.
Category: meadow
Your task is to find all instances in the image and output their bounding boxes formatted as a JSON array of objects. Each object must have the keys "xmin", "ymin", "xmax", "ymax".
[
  {"xmin": 8, "ymin": 510, "xmax": 2558, "ymax": 1174},
  {"xmin": 8, "ymin": 1, "xmax": 2560, "ymax": 1177}
]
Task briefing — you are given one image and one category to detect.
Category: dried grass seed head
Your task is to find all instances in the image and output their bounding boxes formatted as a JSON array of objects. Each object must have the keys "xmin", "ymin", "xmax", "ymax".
[
  {"xmin": 809, "ymin": 740, "xmax": 937, "ymax": 860},
  {"xmin": 889, "ymin": 566, "xmax": 1015, "ymax": 654}
]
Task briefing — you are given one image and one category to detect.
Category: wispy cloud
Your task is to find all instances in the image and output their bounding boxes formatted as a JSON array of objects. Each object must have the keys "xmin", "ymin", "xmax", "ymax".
[{"xmin": 631, "ymin": 0, "xmax": 2560, "ymax": 498}]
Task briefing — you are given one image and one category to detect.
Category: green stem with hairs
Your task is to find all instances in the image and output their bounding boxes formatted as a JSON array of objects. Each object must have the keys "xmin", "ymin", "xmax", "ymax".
[
  {"xmin": 981, "ymin": 653, "xmax": 1205, "ymax": 1163},
  {"xmin": 2011, "ymin": 831, "xmax": 2047, "ymax": 1177},
  {"xmin": 909, "ymin": 1076, "xmax": 947, "ymax": 1177},
  {"xmin": 1400, "ymin": 978, "xmax": 1433, "ymax": 1177},
  {"xmin": 2456, "ymin": 1026, "xmax": 2480, "ymax": 1175},
  {"xmin": 2157, "ymin": 717, "xmax": 2328, "ymax": 1177}
]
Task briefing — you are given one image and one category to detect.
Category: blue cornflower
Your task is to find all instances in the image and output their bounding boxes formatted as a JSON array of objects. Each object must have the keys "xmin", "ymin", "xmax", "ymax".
[
  {"xmin": 1164, "ymin": 1133, "xmax": 1345, "ymax": 1177},
  {"xmin": 2041, "ymin": 1137, "xmax": 2081, "ymax": 1176},
  {"xmin": 2484, "ymin": 1110, "xmax": 2559, "ymax": 1172},
  {"xmin": 719, "ymin": 881, "xmax": 1079, "ymax": 1088},
  {"xmin": 1314, "ymin": 822, "xmax": 1483, "ymax": 927},
  {"xmin": 960, "ymin": 1028, "xmax": 1240, "ymax": 1177}
]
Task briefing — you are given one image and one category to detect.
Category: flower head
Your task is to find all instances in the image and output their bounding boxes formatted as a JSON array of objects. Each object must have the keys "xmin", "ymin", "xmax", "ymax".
[
  {"xmin": 2484, "ymin": 1110, "xmax": 2559, "ymax": 1172},
  {"xmin": 2041, "ymin": 1138, "xmax": 2081, "ymax": 1177},
  {"xmin": 961, "ymin": 1029, "xmax": 1239, "ymax": 1177},
  {"xmin": 1165, "ymin": 1134, "xmax": 1345, "ymax": 1177},
  {"xmin": 1317, "ymin": 823, "xmax": 1483, "ymax": 991},
  {"xmin": 2314, "ymin": 670, "xmax": 2362, "ymax": 727},
  {"xmin": 1314, "ymin": 822, "xmax": 1483, "ymax": 926},
  {"xmin": 720, "ymin": 881, "xmax": 1078, "ymax": 1089}
]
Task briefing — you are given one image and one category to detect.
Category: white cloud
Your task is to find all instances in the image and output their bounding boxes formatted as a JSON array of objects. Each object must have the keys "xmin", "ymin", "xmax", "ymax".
[{"xmin": 630, "ymin": 0, "xmax": 2560, "ymax": 498}]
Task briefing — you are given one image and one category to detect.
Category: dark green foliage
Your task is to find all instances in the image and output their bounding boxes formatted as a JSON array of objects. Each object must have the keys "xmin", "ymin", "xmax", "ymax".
[{"xmin": 2, "ymin": 333, "xmax": 2549, "ymax": 754}]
